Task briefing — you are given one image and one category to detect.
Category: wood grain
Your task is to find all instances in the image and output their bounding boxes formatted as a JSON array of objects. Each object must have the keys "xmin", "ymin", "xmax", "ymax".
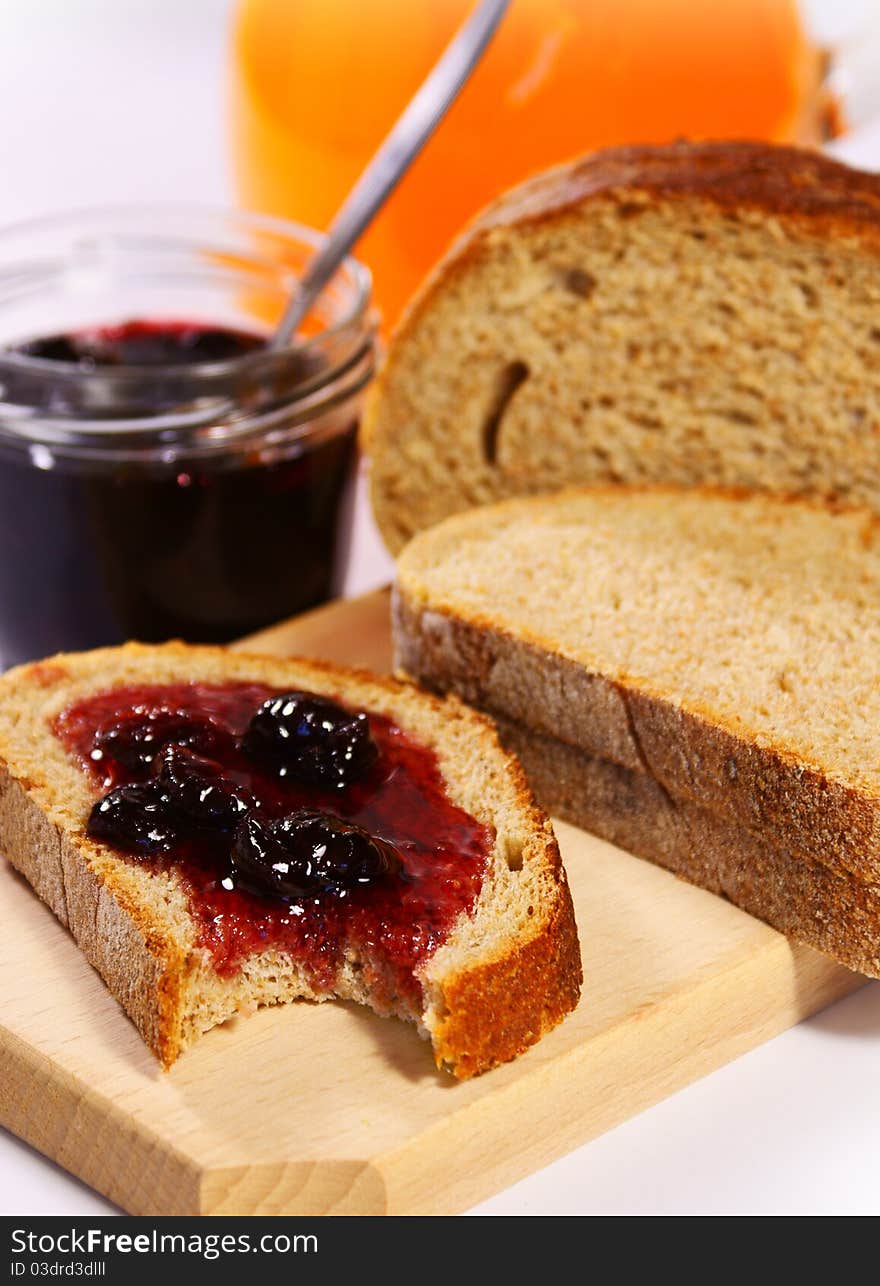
[{"xmin": 0, "ymin": 590, "xmax": 864, "ymax": 1215}]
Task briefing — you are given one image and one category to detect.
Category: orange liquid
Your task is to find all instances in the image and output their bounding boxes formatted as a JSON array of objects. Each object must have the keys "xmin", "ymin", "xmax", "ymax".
[{"xmin": 231, "ymin": 0, "xmax": 825, "ymax": 327}]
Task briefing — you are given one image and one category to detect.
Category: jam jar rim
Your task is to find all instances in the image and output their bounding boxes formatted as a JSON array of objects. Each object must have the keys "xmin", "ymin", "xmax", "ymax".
[{"xmin": 0, "ymin": 205, "xmax": 377, "ymax": 465}]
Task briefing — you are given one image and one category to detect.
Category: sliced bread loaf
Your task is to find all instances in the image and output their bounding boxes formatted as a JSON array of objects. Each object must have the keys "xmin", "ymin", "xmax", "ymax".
[
  {"xmin": 393, "ymin": 487, "xmax": 880, "ymax": 890},
  {"xmin": 365, "ymin": 140, "xmax": 880, "ymax": 554},
  {"xmin": 498, "ymin": 715, "xmax": 880, "ymax": 977},
  {"xmin": 0, "ymin": 642, "xmax": 580, "ymax": 1077}
]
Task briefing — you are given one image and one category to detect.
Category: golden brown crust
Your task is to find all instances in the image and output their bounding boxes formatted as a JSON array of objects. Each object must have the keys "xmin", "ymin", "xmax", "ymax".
[
  {"xmin": 465, "ymin": 140, "xmax": 880, "ymax": 239},
  {"xmin": 428, "ymin": 751, "xmax": 581, "ymax": 1078},
  {"xmin": 496, "ymin": 716, "xmax": 878, "ymax": 979},
  {"xmin": 417, "ymin": 709, "xmax": 581, "ymax": 1075},
  {"xmin": 432, "ymin": 875, "xmax": 582, "ymax": 1079},
  {"xmin": 0, "ymin": 641, "xmax": 580, "ymax": 1075}
]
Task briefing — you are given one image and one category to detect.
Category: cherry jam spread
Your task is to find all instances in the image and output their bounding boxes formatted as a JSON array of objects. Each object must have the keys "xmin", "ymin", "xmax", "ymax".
[
  {"xmin": 54, "ymin": 683, "xmax": 490, "ymax": 999},
  {"xmin": 0, "ymin": 321, "xmax": 355, "ymax": 668}
]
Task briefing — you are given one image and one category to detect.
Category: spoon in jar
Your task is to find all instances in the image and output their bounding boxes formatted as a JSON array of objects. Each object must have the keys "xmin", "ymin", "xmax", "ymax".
[{"xmin": 268, "ymin": 0, "xmax": 510, "ymax": 351}]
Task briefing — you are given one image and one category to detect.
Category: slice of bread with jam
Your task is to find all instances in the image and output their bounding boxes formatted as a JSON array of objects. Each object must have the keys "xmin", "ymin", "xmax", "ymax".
[{"xmin": 0, "ymin": 642, "xmax": 581, "ymax": 1077}]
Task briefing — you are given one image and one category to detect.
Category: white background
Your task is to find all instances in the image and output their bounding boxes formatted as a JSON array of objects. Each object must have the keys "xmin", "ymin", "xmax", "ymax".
[{"xmin": 1, "ymin": 0, "xmax": 880, "ymax": 1217}]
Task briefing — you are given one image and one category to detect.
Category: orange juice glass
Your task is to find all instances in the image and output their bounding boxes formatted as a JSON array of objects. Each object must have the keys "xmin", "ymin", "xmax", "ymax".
[{"xmin": 231, "ymin": 0, "xmax": 828, "ymax": 328}]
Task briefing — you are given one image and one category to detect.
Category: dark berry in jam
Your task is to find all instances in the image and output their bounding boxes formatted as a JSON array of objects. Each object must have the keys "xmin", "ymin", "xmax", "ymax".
[
  {"xmin": 56, "ymin": 682, "xmax": 490, "ymax": 1001},
  {"xmin": 88, "ymin": 782, "xmax": 177, "ymax": 856},
  {"xmin": 94, "ymin": 711, "xmax": 234, "ymax": 779},
  {"xmin": 231, "ymin": 811, "xmax": 402, "ymax": 901},
  {"xmin": 156, "ymin": 746, "xmax": 254, "ymax": 834},
  {"xmin": 17, "ymin": 320, "xmax": 265, "ymax": 367},
  {"xmin": 0, "ymin": 320, "xmax": 356, "ymax": 668},
  {"xmin": 243, "ymin": 691, "xmax": 378, "ymax": 789}
]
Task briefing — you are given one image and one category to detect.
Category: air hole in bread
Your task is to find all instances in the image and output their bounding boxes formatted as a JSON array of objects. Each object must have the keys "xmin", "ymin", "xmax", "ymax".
[
  {"xmin": 616, "ymin": 201, "xmax": 646, "ymax": 219},
  {"xmin": 481, "ymin": 360, "xmax": 529, "ymax": 466},
  {"xmin": 503, "ymin": 836, "xmax": 524, "ymax": 871},
  {"xmin": 720, "ymin": 408, "xmax": 758, "ymax": 426},
  {"xmin": 630, "ymin": 412, "xmax": 663, "ymax": 430},
  {"xmin": 560, "ymin": 266, "xmax": 596, "ymax": 299}
]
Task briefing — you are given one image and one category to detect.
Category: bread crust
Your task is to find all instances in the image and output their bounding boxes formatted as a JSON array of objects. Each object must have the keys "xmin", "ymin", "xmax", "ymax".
[
  {"xmin": 0, "ymin": 642, "xmax": 581, "ymax": 1076},
  {"xmin": 0, "ymin": 766, "xmax": 183, "ymax": 1063},
  {"xmin": 460, "ymin": 140, "xmax": 880, "ymax": 242},
  {"xmin": 495, "ymin": 715, "xmax": 878, "ymax": 979},
  {"xmin": 393, "ymin": 580, "xmax": 880, "ymax": 884},
  {"xmin": 429, "ymin": 878, "xmax": 582, "ymax": 1079}
]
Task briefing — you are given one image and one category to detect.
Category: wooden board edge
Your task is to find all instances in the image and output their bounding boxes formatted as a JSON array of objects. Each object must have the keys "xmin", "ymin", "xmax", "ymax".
[
  {"xmin": 199, "ymin": 1160, "xmax": 389, "ymax": 1216},
  {"xmin": 0, "ymin": 1021, "xmax": 204, "ymax": 1216}
]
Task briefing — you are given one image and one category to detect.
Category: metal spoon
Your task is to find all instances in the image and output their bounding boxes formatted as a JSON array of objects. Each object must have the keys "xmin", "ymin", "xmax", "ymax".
[{"xmin": 269, "ymin": 0, "xmax": 510, "ymax": 350}]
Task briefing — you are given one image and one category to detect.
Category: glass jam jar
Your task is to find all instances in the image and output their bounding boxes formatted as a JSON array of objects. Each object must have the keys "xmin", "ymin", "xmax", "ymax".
[{"xmin": 0, "ymin": 208, "xmax": 375, "ymax": 669}]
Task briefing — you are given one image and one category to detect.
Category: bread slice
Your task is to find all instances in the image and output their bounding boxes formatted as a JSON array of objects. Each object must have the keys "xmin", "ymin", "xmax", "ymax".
[
  {"xmin": 393, "ymin": 486, "xmax": 880, "ymax": 903},
  {"xmin": 365, "ymin": 140, "xmax": 880, "ymax": 554},
  {"xmin": 0, "ymin": 642, "xmax": 581, "ymax": 1077},
  {"xmin": 498, "ymin": 716, "xmax": 878, "ymax": 978}
]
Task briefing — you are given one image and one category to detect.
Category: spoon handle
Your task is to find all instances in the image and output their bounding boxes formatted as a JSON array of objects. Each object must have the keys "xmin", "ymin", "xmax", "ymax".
[{"xmin": 270, "ymin": 0, "xmax": 510, "ymax": 350}]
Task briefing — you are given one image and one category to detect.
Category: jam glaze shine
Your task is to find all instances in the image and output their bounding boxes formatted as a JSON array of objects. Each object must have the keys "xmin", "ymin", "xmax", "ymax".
[{"xmin": 54, "ymin": 682, "xmax": 491, "ymax": 1005}]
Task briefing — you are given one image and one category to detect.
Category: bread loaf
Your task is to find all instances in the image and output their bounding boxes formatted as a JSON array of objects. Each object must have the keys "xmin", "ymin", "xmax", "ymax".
[
  {"xmin": 393, "ymin": 485, "xmax": 880, "ymax": 970},
  {"xmin": 366, "ymin": 140, "xmax": 880, "ymax": 553},
  {"xmin": 498, "ymin": 716, "xmax": 877, "ymax": 978}
]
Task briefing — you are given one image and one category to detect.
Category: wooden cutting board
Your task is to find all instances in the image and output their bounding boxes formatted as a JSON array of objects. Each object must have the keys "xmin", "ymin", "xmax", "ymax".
[{"xmin": 0, "ymin": 590, "xmax": 863, "ymax": 1215}]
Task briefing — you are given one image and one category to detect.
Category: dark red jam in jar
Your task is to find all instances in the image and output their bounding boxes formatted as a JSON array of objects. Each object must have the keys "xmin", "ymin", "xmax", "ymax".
[
  {"xmin": 17, "ymin": 319, "xmax": 268, "ymax": 367},
  {"xmin": 55, "ymin": 683, "xmax": 491, "ymax": 1002},
  {"xmin": 0, "ymin": 209, "xmax": 375, "ymax": 669}
]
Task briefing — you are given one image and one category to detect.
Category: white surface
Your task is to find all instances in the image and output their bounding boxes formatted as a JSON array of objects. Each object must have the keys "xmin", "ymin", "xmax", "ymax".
[{"xmin": 0, "ymin": 0, "xmax": 878, "ymax": 1218}]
